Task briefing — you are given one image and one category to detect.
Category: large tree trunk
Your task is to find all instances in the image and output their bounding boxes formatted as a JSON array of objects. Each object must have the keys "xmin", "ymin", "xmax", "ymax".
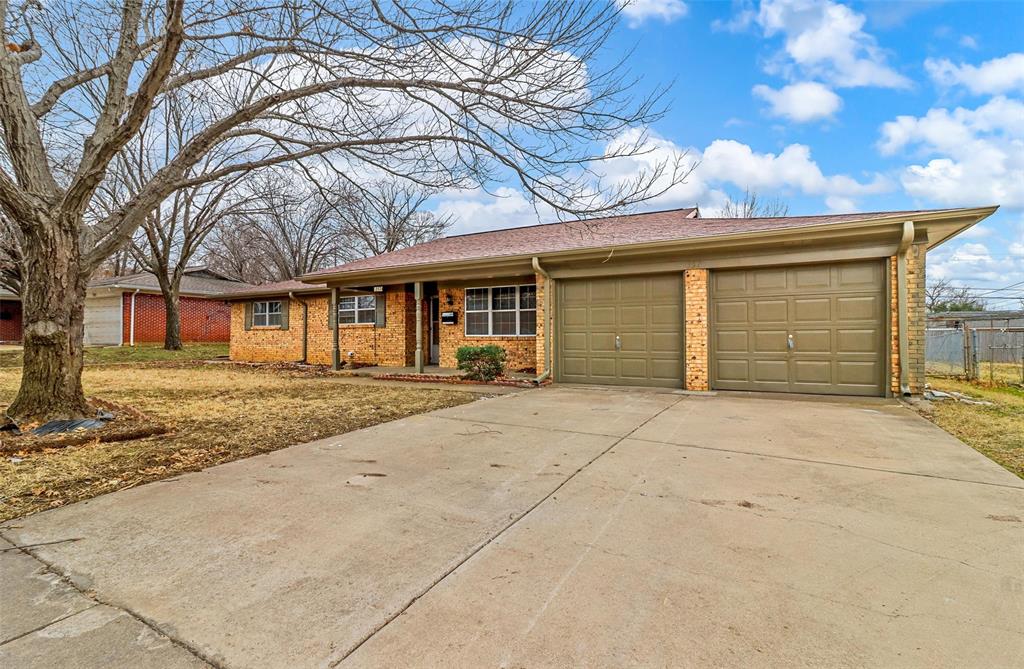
[
  {"xmin": 7, "ymin": 219, "xmax": 90, "ymax": 423},
  {"xmin": 163, "ymin": 288, "xmax": 182, "ymax": 351}
]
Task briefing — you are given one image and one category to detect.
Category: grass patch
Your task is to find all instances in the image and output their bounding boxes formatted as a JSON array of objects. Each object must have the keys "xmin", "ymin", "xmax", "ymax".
[
  {"xmin": 925, "ymin": 375, "xmax": 1024, "ymax": 480},
  {"xmin": 0, "ymin": 343, "xmax": 230, "ymax": 368},
  {"xmin": 0, "ymin": 364, "xmax": 475, "ymax": 521}
]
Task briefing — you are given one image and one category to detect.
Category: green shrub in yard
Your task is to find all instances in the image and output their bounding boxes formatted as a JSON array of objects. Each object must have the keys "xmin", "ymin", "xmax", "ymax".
[{"xmin": 455, "ymin": 345, "xmax": 506, "ymax": 381}]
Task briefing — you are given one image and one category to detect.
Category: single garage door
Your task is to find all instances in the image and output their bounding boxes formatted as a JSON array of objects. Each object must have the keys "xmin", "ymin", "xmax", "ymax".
[
  {"xmin": 710, "ymin": 260, "xmax": 887, "ymax": 396},
  {"xmin": 558, "ymin": 274, "xmax": 683, "ymax": 388},
  {"xmin": 84, "ymin": 293, "xmax": 123, "ymax": 346}
]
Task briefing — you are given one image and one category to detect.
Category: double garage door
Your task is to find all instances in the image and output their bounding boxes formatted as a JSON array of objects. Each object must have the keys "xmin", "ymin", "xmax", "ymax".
[{"xmin": 556, "ymin": 260, "xmax": 887, "ymax": 396}]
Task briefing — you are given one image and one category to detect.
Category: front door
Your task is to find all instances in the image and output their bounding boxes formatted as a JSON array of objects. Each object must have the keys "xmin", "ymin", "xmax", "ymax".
[{"xmin": 429, "ymin": 296, "xmax": 440, "ymax": 364}]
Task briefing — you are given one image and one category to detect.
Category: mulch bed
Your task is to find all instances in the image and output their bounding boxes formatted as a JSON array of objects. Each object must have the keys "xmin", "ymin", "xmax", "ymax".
[{"xmin": 1, "ymin": 398, "xmax": 170, "ymax": 456}]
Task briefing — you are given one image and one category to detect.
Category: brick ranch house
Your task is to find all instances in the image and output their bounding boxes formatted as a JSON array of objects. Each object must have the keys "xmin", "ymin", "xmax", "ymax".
[
  {"xmin": 225, "ymin": 205, "xmax": 996, "ymax": 397},
  {"xmin": 84, "ymin": 267, "xmax": 247, "ymax": 346}
]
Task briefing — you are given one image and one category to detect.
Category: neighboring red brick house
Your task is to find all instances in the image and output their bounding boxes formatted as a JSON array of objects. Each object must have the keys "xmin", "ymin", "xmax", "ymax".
[
  {"xmin": 84, "ymin": 267, "xmax": 249, "ymax": 346},
  {"xmin": 225, "ymin": 205, "xmax": 997, "ymax": 397},
  {"xmin": 0, "ymin": 289, "xmax": 22, "ymax": 343}
]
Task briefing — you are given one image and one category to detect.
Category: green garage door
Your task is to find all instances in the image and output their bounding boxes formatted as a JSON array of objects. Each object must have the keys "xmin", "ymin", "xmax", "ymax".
[
  {"xmin": 558, "ymin": 275, "xmax": 683, "ymax": 388},
  {"xmin": 710, "ymin": 260, "xmax": 887, "ymax": 396}
]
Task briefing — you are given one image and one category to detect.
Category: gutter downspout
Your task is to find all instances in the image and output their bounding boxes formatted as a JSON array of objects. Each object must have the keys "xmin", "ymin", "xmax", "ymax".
[
  {"xmin": 897, "ymin": 221, "xmax": 915, "ymax": 396},
  {"xmin": 532, "ymin": 257, "xmax": 552, "ymax": 384},
  {"xmin": 129, "ymin": 289, "xmax": 140, "ymax": 347},
  {"xmin": 288, "ymin": 291, "xmax": 309, "ymax": 364}
]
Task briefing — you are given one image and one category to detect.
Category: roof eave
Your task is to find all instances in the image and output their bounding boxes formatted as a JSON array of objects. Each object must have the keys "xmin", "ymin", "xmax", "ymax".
[{"xmin": 301, "ymin": 207, "xmax": 997, "ymax": 286}]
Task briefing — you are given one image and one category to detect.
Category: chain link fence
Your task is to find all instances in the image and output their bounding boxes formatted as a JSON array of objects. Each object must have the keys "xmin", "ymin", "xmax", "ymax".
[{"xmin": 926, "ymin": 323, "xmax": 1024, "ymax": 383}]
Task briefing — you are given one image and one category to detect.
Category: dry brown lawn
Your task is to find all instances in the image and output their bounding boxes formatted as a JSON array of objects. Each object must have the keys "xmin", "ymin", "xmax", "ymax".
[
  {"xmin": 925, "ymin": 376, "xmax": 1024, "ymax": 480},
  {"xmin": 0, "ymin": 363, "xmax": 476, "ymax": 521}
]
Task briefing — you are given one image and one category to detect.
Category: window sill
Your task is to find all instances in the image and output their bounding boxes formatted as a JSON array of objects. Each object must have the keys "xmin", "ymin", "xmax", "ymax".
[
  {"xmin": 463, "ymin": 334, "xmax": 536, "ymax": 339},
  {"xmin": 251, "ymin": 326, "xmax": 284, "ymax": 331},
  {"xmin": 338, "ymin": 323, "xmax": 376, "ymax": 328}
]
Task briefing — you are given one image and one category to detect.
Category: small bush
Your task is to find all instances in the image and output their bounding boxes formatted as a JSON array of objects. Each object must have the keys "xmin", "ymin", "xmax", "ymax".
[{"xmin": 455, "ymin": 345, "xmax": 506, "ymax": 381}]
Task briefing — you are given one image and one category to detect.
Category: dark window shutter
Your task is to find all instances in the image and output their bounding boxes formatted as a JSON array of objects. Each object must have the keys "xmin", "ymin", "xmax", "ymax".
[
  {"xmin": 280, "ymin": 299, "xmax": 290, "ymax": 330},
  {"xmin": 244, "ymin": 302, "xmax": 253, "ymax": 330},
  {"xmin": 374, "ymin": 293, "xmax": 386, "ymax": 328}
]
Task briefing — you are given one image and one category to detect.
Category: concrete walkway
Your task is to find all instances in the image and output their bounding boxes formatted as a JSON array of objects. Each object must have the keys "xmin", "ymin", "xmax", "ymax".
[{"xmin": 2, "ymin": 387, "xmax": 1022, "ymax": 668}]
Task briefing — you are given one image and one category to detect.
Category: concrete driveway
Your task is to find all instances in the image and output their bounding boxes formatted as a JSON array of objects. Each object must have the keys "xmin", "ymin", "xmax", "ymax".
[{"xmin": 2, "ymin": 387, "xmax": 1022, "ymax": 668}]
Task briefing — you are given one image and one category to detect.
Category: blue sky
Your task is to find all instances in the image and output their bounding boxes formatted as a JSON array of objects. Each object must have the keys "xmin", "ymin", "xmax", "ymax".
[{"xmin": 430, "ymin": 0, "xmax": 1024, "ymax": 308}]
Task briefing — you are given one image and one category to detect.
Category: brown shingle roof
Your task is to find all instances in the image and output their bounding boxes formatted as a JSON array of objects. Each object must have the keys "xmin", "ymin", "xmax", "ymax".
[
  {"xmin": 89, "ymin": 269, "xmax": 249, "ymax": 296},
  {"xmin": 220, "ymin": 279, "xmax": 328, "ymax": 299},
  {"xmin": 303, "ymin": 206, "xmax": 947, "ymax": 279}
]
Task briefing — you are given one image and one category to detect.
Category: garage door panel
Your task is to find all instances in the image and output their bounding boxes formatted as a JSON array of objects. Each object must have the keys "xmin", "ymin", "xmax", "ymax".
[
  {"xmin": 558, "ymin": 275, "xmax": 682, "ymax": 388},
  {"xmin": 619, "ymin": 358, "xmax": 648, "ymax": 379},
  {"xmin": 752, "ymin": 268, "xmax": 787, "ymax": 291},
  {"xmin": 837, "ymin": 328, "xmax": 880, "ymax": 353},
  {"xmin": 792, "ymin": 359, "xmax": 831, "ymax": 384},
  {"xmin": 754, "ymin": 300, "xmax": 787, "ymax": 323},
  {"xmin": 591, "ymin": 332, "xmax": 616, "ymax": 352},
  {"xmin": 619, "ymin": 332, "xmax": 646, "ymax": 352},
  {"xmin": 650, "ymin": 303, "xmax": 681, "ymax": 325},
  {"xmin": 753, "ymin": 330, "xmax": 787, "ymax": 353},
  {"xmin": 794, "ymin": 266, "xmax": 831, "ymax": 290},
  {"xmin": 836, "ymin": 295, "xmax": 879, "ymax": 321},
  {"xmin": 590, "ymin": 307, "xmax": 616, "ymax": 326},
  {"xmin": 649, "ymin": 332, "xmax": 681, "ymax": 353},
  {"xmin": 754, "ymin": 359, "xmax": 789, "ymax": 383},
  {"xmin": 837, "ymin": 361, "xmax": 880, "ymax": 386},
  {"xmin": 619, "ymin": 306, "xmax": 646, "ymax": 327},
  {"xmin": 716, "ymin": 359, "xmax": 749, "ymax": 382},
  {"xmin": 711, "ymin": 260, "xmax": 885, "ymax": 396},
  {"xmin": 715, "ymin": 330, "xmax": 748, "ymax": 353},
  {"xmin": 794, "ymin": 298, "xmax": 830, "ymax": 322},
  {"xmin": 715, "ymin": 301, "xmax": 748, "ymax": 323},
  {"xmin": 794, "ymin": 329, "xmax": 830, "ymax": 353}
]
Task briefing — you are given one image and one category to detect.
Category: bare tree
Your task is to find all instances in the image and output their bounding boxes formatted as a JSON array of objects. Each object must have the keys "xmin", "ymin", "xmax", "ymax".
[
  {"xmin": 205, "ymin": 170, "xmax": 347, "ymax": 282},
  {"xmin": 926, "ymin": 278, "xmax": 986, "ymax": 313},
  {"xmin": 720, "ymin": 189, "xmax": 789, "ymax": 218},
  {"xmin": 331, "ymin": 179, "xmax": 453, "ymax": 258},
  {"xmin": 0, "ymin": 215, "xmax": 21, "ymax": 294},
  {"xmin": 0, "ymin": 0, "xmax": 682, "ymax": 422}
]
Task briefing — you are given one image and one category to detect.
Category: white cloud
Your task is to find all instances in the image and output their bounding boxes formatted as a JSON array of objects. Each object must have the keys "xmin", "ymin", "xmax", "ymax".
[
  {"xmin": 925, "ymin": 53, "xmax": 1024, "ymax": 95},
  {"xmin": 878, "ymin": 97, "xmax": 1024, "ymax": 209},
  {"xmin": 959, "ymin": 35, "xmax": 979, "ymax": 50},
  {"xmin": 754, "ymin": 0, "xmax": 910, "ymax": 89},
  {"xmin": 752, "ymin": 81, "xmax": 842, "ymax": 121},
  {"xmin": 616, "ymin": 0, "xmax": 688, "ymax": 28}
]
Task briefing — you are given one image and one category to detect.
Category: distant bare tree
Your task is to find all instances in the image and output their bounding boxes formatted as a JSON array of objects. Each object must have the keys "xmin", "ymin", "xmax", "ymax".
[
  {"xmin": 331, "ymin": 179, "xmax": 453, "ymax": 258},
  {"xmin": 926, "ymin": 278, "xmax": 986, "ymax": 313},
  {"xmin": 0, "ymin": 0, "xmax": 681, "ymax": 422},
  {"xmin": 720, "ymin": 189, "xmax": 789, "ymax": 218},
  {"xmin": 0, "ymin": 216, "xmax": 21, "ymax": 294}
]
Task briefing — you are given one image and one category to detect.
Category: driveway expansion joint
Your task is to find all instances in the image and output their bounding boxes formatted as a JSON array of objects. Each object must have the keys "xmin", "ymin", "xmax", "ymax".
[
  {"xmin": 0, "ymin": 531, "xmax": 220, "ymax": 668},
  {"xmin": 329, "ymin": 396, "xmax": 687, "ymax": 666},
  {"xmin": 628, "ymin": 437, "xmax": 1024, "ymax": 491}
]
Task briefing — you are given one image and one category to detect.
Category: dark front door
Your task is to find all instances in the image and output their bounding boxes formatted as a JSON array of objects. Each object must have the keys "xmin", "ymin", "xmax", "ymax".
[{"xmin": 429, "ymin": 296, "xmax": 440, "ymax": 364}]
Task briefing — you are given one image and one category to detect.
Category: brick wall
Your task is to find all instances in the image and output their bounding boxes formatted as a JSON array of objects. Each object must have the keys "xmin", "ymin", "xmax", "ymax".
[
  {"xmin": 436, "ymin": 282, "xmax": 538, "ymax": 373},
  {"xmin": 683, "ymin": 269, "xmax": 709, "ymax": 390},
  {"xmin": 0, "ymin": 299, "xmax": 22, "ymax": 342},
  {"xmin": 535, "ymin": 273, "xmax": 549, "ymax": 375},
  {"xmin": 122, "ymin": 292, "xmax": 231, "ymax": 344},
  {"xmin": 229, "ymin": 286, "xmax": 413, "ymax": 366},
  {"xmin": 889, "ymin": 245, "xmax": 926, "ymax": 395}
]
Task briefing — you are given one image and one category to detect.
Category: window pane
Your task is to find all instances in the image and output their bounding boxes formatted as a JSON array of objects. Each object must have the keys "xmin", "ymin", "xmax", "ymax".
[
  {"xmin": 254, "ymin": 302, "xmax": 268, "ymax": 315},
  {"xmin": 267, "ymin": 312, "xmax": 282, "ymax": 327},
  {"xmin": 492, "ymin": 286, "xmax": 516, "ymax": 311},
  {"xmin": 466, "ymin": 288, "xmax": 488, "ymax": 311},
  {"xmin": 519, "ymin": 285, "xmax": 536, "ymax": 310},
  {"xmin": 519, "ymin": 310, "xmax": 536, "ymax": 335},
  {"xmin": 338, "ymin": 310, "xmax": 356, "ymax": 324},
  {"xmin": 338, "ymin": 297, "xmax": 356, "ymax": 310},
  {"xmin": 492, "ymin": 310, "xmax": 516, "ymax": 335},
  {"xmin": 357, "ymin": 309, "xmax": 376, "ymax": 323},
  {"xmin": 466, "ymin": 311, "xmax": 489, "ymax": 335},
  {"xmin": 268, "ymin": 301, "xmax": 282, "ymax": 315},
  {"xmin": 357, "ymin": 295, "xmax": 376, "ymax": 309}
]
